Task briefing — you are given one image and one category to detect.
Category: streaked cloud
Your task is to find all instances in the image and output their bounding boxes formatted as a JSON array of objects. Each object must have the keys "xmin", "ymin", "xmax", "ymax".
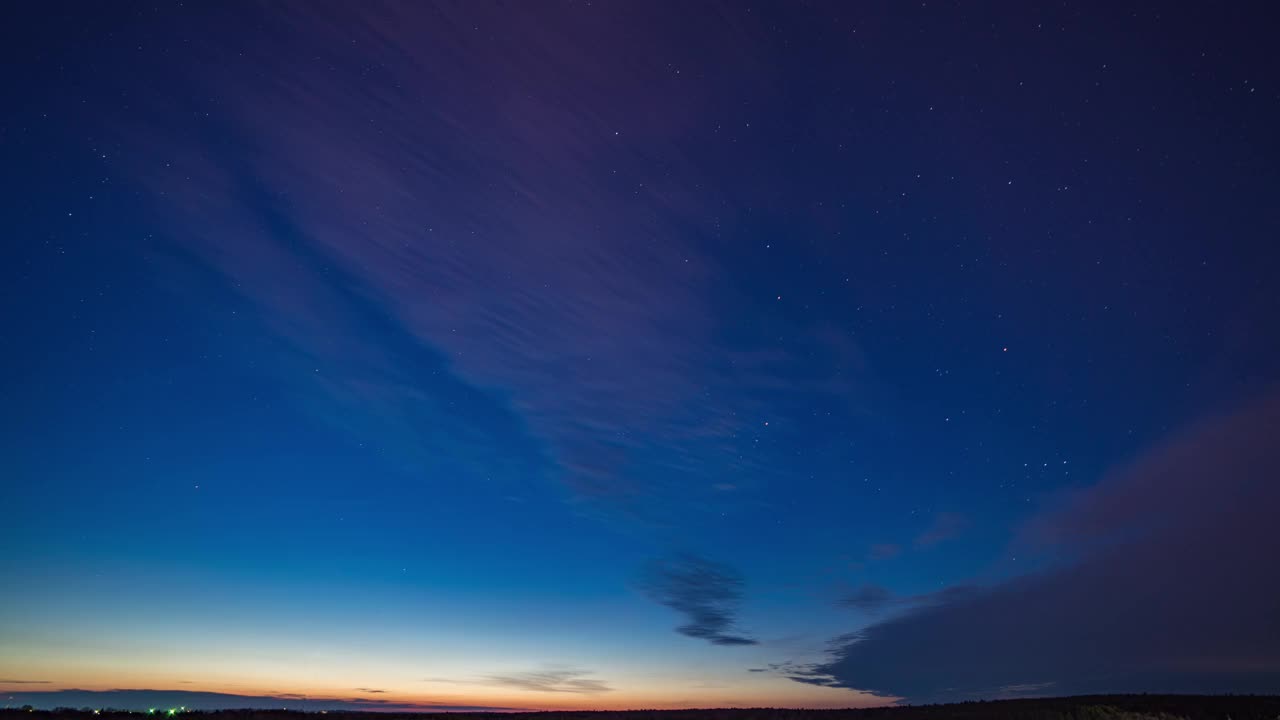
[
  {"xmin": 640, "ymin": 554, "xmax": 757, "ymax": 646},
  {"xmin": 841, "ymin": 584, "xmax": 893, "ymax": 614},
  {"xmin": 866, "ymin": 543, "xmax": 901, "ymax": 561},
  {"xmin": 840, "ymin": 584, "xmax": 976, "ymax": 616},
  {"xmin": 913, "ymin": 512, "xmax": 968, "ymax": 549},
  {"xmin": 2, "ymin": 689, "xmax": 514, "ymax": 712},
  {"xmin": 125, "ymin": 1, "xmax": 867, "ymax": 528},
  {"xmin": 483, "ymin": 669, "xmax": 613, "ymax": 694}
]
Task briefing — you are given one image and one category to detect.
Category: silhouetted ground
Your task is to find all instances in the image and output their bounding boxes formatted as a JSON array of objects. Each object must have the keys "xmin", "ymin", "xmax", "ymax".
[{"xmin": 6, "ymin": 696, "xmax": 1280, "ymax": 720}]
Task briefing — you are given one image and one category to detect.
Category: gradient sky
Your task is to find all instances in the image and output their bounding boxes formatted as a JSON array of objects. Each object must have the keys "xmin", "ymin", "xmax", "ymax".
[{"xmin": 3, "ymin": 0, "xmax": 1279, "ymax": 712}]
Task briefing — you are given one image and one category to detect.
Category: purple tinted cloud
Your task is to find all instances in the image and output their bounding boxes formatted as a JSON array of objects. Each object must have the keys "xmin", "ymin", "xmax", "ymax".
[
  {"xmin": 842, "ymin": 584, "xmax": 894, "ymax": 614},
  {"xmin": 914, "ymin": 511, "xmax": 968, "ymax": 549},
  {"xmin": 866, "ymin": 543, "xmax": 902, "ymax": 561},
  {"xmin": 795, "ymin": 391, "xmax": 1280, "ymax": 702},
  {"xmin": 127, "ymin": 2, "xmax": 863, "ymax": 520}
]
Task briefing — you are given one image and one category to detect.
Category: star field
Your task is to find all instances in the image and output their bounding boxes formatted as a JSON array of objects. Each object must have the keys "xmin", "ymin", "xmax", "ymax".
[{"xmin": 3, "ymin": 0, "xmax": 1279, "ymax": 711}]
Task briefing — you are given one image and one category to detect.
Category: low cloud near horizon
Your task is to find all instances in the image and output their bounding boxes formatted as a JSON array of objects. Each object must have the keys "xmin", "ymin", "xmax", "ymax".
[
  {"xmin": 790, "ymin": 392, "xmax": 1280, "ymax": 703},
  {"xmin": 483, "ymin": 669, "xmax": 612, "ymax": 695},
  {"xmin": 0, "ymin": 689, "xmax": 515, "ymax": 712}
]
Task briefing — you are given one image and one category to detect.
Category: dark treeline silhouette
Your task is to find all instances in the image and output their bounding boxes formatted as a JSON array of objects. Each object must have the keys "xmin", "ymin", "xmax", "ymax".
[{"xmin": 5, "ymin": 696, "xmax": 1280, "ymax": 720}]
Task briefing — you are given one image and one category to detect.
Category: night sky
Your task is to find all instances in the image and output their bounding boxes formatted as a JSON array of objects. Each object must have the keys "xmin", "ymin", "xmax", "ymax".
[{"xmin": 3, "ymin": 0, "xmax": 1280, "ymax": 712}]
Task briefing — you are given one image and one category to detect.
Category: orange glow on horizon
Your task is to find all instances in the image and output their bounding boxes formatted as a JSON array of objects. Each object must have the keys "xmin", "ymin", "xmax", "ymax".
[{"xmin": 0, "ymin": 676, "xmax": 892, "ymax": 712}]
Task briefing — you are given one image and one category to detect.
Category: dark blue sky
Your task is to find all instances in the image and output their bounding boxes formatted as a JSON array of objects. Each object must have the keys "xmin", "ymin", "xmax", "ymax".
[{"xmin": 3, "ymin": 0, "xmax": 1278, "ymax": 710}]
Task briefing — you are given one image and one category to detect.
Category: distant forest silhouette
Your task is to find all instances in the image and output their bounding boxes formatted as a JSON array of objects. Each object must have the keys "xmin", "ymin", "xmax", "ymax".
[{"xmin": 6, "ymin": 696, "xmax": 1280, "ymax": 720}]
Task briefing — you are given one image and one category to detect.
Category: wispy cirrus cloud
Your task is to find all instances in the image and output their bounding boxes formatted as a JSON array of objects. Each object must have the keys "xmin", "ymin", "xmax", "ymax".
[
  {"xmin": 640, "ymin": 554, "xmax": 757, "ymax": 646},
  {"xmin": 483, "ymin": 669, "xmax": 613, "ymax": 694},
  {"xmin": 913, "ymin": 512, "xmax": 968, "ymax": 549},
  {"xmin": 425, "ymin": 667, "xmax": 613, "ymax": 695},
  {"xmin": 122, "ymin": 1, "xmax": 867, "ymax": 525},
  {"xmin": 866, "ymin": 543, "xmax": 901, "ymax": 561},
  {"xmin": 841, "ymin": 584, "xmax": 894, "ymax": 614}
]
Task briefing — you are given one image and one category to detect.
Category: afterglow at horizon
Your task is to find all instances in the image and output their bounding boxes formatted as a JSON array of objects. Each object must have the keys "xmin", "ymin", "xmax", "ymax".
[{"xmin": 4, "ymin": 0, "xmax": 1279, "ymax": 711}]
